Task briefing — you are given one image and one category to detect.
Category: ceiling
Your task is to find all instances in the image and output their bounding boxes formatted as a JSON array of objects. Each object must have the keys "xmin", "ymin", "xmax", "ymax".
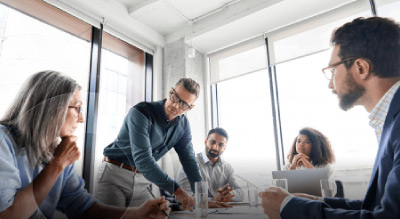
[{"xmin": 44, "ymin": 0, "xmax": 358, "ymax": 53}]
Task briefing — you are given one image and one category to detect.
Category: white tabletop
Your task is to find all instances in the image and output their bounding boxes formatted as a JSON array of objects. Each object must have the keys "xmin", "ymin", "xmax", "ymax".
[{"xmin": 169, "ymin": 205, "xmax": 268, "ymax": 219}]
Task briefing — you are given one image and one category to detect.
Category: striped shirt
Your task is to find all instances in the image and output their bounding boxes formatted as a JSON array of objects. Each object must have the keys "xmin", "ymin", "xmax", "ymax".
[{"xmin": 369, "ymin": 80, "xmax": 400, "ymax": 142}]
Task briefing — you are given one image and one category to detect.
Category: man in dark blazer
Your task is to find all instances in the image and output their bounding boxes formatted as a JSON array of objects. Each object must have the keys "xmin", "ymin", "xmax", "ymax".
[{"xmin": 259, "ymin": 17, "xmax": 400, "ymax": 218}]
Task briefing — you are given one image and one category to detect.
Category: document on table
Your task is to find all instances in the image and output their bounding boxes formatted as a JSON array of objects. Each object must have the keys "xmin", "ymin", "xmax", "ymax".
[
  {"xmin": 218, "ymin": 206, "xmax": 265, "ymax": 215},
  {"xmin": 170, "ymin": 207, "xmax": 268, "ymax": 219},
  {"xmin": 172, "ymin": 208, "xmax": 226, "ymax": 214},
  {"xmin": 226, "ymin": 202, "xmax": 250, "ymax": 206}
]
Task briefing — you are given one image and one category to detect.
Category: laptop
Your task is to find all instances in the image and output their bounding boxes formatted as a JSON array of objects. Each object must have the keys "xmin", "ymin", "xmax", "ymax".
[{"xmin": 272, "ymin": 168, "xmax": 329, "ymax": 196}]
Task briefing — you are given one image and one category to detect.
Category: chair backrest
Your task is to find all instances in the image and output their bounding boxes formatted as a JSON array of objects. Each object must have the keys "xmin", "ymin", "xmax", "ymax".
[{"xmin": 334, "ymin": 180, "xmax": 344, "ymax": 198}]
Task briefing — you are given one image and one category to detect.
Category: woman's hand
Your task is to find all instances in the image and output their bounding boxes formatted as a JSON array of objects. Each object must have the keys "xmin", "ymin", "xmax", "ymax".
[
  {"xmin": 0, "ymin": 136, "xmax": 80, "ymax": 219},
  {"xmin": 51, "ymin": 136, "xmax": 80, "ymax": 169},
  {"xmin": 296, "ymin": 156, "xmax": 314, "ymax": 169},
  {"xmin": 84, "ymin": 198, "xmax": 171, "ymax": 219},
  {"xmin": 128, "ymin": 197, "xmax": 170, "ymax": 219},
  {"xmin": 291, "ymin": 153, "xmax": 312, "ymax": 169}
]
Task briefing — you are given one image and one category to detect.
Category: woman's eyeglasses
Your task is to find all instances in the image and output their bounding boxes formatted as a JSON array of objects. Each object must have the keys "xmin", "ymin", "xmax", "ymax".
[{"xmin": 68, "ymin": 106, "xmax": 83, "ymax": 115}]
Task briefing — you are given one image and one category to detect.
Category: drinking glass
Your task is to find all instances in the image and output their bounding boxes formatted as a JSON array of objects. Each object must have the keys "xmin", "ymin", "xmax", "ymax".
[
  {"xmin": 248, "ymin": 185, "xmax": 259, "ymax": 208},
  {"xmin": 195, "ymin": 181, "xmax": 208, "ymax": 218},
  {"xmin": 320, "ymin": 179, "xmax": 335, "ymax": 197},
  {"xmin": 267, "ymin": 179, "xmax": 288, "ymax": 192}
]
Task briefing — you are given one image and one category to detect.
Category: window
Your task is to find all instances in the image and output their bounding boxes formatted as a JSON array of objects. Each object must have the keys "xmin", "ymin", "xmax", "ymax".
[
  {"xmin": 210, "ymin": 39, "xmax": 276, "ymax": 189},
  {"xmin": 210, "ymin": 0, "xmax": 375, "ymax": 199},
  {"xmin": 217, "ymin": 69, "xmax": 277, "ymax": 188},
  {"xmin": 273, "ymin": 9, "xmax": 374, "ymax": 199},
  {"xmin": 92, "ymin": 32, "xmax": 146, "ymax": 192},
  {"xmin": 276, "ymin": 50, "xmax": 375, "ymax": 199},
  {"xmin": 0, "ymin": 1, "xmax": 91, "ymax": 176},
  {"xmin": 209, "ymin": 36, "xmax": 267, "ymax": 83},
  {"xmin": 376, "ymin": 0, "xmax": 400, "ymax": 21}
]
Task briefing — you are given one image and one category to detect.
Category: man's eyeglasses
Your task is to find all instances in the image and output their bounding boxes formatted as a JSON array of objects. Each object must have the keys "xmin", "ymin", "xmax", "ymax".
[
  {"xmin": 68, "ymin": 106, "xmax": 84, "ymax": 115},
  {"xmin": 170, "ymin": 88, "xmax": 192, "ymax": 110},
  {"xmin": 322, "ymin": 58, "xmax": 355, "ymax": 80}
]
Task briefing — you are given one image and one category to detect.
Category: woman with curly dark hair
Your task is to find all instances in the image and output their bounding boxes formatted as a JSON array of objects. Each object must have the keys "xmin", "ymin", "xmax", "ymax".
[{"xmin": 284, "ymin": 127, "xmax": 335, "ymax": 176}]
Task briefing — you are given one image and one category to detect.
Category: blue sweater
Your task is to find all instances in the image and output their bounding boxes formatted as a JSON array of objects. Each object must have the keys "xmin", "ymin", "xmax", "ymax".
[{"xmin": 104, "ymin": 99, "xmax": 202, "ymax": 193}]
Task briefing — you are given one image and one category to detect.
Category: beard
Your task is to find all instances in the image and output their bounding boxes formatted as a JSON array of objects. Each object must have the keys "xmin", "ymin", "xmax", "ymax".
[
  {"xmin": 338, "ymin": 70, "xmax": 365, "ymax": 111},
  {"xmin": 207, "ymin": 148, "xmax": 220, "ymax": 158}
]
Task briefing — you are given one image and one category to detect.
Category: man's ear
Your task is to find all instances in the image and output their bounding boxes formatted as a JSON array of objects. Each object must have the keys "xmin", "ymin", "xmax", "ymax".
[{"xmin": 354, "ymin": 58, "xmax": 372, "ymax": 80}]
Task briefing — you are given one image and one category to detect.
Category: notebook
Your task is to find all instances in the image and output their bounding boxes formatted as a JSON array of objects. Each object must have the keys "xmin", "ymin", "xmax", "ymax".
[{"xmin": 272, "ymin": 168, "xmax": 329, "ymax": 196}]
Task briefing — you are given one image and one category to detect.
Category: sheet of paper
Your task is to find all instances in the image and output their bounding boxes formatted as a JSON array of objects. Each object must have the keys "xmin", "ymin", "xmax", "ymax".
[
  {"xmin": 217, "ymin": 206, "xmax": 265, "ymax": 215},
  {"xmin": 226, "ymin": 202, "xmax": 250, "ymax": 206},
  {"xmin": 170, "ymin": 206, "xmax": 268, "ymax": 218},
  {"xmin": 172, "ymin": 208, "xmax": 225, "ymax": 214}
]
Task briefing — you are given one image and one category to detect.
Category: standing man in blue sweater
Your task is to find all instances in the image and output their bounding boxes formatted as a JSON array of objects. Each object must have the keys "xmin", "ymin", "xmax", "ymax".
[{"xmin": 97, "ymin": 78, "xmax": 202, "ymax": 211}]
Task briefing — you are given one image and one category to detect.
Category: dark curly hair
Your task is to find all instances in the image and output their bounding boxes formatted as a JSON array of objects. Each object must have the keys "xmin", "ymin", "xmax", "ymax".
[
  {"xmin": 331, "ymin": 17, "xmax": 400, "ymax": 78},
  {"xmin": 288, "ymin": 127, "xmax": 335, "ymax": 166}
]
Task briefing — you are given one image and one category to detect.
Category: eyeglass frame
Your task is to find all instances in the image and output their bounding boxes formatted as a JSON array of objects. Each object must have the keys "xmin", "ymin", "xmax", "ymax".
[
  {"xmin": 169, "ymin": 88, "xmax": 193, "ymax": 110},
  {"xmin": 68, "ymin": 106, "xmax": 84, "ymax": 116},
  {"xmin": 322, "ymin": 58, "xmax": 355, "ymax": 80}
]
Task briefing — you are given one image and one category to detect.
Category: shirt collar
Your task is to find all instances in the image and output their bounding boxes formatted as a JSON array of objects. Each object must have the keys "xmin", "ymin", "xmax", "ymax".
[{"xmin": 157, "ymin": 99, "xmax": 182, "ymax": 123}]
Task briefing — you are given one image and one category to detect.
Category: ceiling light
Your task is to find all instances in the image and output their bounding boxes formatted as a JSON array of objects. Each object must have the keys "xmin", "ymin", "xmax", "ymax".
[{"xmin": 188, "ymin": 47, "xmax": 196, "ymax": 59}]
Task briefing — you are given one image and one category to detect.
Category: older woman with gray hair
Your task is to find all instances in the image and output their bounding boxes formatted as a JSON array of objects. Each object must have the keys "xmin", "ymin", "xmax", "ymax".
[{"xmin": 0, "ymin": 70, "xmax": 169, "ymax": 219}]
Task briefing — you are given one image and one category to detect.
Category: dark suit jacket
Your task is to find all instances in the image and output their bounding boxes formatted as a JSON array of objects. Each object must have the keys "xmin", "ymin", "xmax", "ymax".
[{"xmin": 281, "ymin": 86, "xmax": 400, "ymax": 219}]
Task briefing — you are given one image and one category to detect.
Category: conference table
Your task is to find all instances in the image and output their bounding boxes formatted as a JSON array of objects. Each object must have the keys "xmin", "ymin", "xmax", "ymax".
[{"xmin": 169, "ymin": 204, "xmax": 268, "ymax": 219}]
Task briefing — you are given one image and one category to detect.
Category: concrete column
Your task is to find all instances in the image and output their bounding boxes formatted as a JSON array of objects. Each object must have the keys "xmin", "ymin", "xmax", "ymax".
[{"xmin": 162, "ymin": 38, "xmax": 207, "ymax": 153}]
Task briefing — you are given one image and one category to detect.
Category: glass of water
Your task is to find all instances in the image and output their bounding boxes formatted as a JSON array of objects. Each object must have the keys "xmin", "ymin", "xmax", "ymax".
[
  {"xmin": 195, "ymin": 181, "xmax": 208, "ymax": 218},
  {"xmin": 320, "ymin": 179, "xmax": 336, "ymax": 197},
  {"xmin": 248, "ymin": 186, "xmax": 259, "ymax": 208},
  {"xmin": 267, "ymin": 179, "xmax": 288, "ymax": 192}
]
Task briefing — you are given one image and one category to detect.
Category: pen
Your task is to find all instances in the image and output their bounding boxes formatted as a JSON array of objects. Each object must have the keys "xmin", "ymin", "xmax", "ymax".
[{"xmin": 146, "ymin": 186, "xmax": 169, "ymax": 217}]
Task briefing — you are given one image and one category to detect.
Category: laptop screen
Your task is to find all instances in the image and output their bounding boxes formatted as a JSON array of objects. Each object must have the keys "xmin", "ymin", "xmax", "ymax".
[{"xmin": 272, "ymin": 168, "xmax": 329, "ymax": 196}]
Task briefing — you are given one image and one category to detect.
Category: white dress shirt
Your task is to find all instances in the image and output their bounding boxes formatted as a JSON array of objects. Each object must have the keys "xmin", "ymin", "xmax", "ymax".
[{"xmin": 176, "ymin": 152, "xmax": 244, "ymax": 202}]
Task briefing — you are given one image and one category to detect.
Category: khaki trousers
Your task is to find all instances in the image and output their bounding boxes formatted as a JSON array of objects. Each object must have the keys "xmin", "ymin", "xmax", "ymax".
[{"xmin": 95, "ymin": 162, "xmax": 153, "ymax": 207}]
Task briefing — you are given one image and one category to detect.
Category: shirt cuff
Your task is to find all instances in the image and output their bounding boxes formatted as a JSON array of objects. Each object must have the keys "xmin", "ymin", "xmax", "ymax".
[
  {"xmin": 280, "ymin": 194, "xmax": 294, "ymax": 212},
  {"xmin": 318, "ymin": 196, "xmax": 324, "ymax": 201}
]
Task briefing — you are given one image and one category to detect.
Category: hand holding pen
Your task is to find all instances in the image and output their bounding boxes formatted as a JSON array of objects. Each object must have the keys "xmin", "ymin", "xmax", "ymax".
[{"xmin": 146, "ymin": 186, "xmax": 170, "ymax": 218}]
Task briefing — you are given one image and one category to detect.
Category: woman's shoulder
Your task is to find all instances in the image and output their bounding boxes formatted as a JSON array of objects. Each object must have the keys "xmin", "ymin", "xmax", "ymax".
[
  {"xmin": 283, "ymin": 162, "xmax": 291, "ymax": 170},
  {"xmin": 0, "ymin": 124, "xmax": 19, "ymax": 170},
  {"xmin": 314, "ymin": 163, "xmax": 331, "ymax": 168},
  {"xmin": 0, "ymin": 124, "xmax": 16, "ymax": 147},
  {"xmin": 314, "ymin": 164, "xmax": 334, "ymax": 177},
  {"xmin": 0, "ymin": 124, "xmax": 8, "ymax": 134}
]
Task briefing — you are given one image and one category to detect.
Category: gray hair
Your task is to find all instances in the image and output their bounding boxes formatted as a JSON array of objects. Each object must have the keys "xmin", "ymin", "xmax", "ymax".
[
  {"xmin": 175, "ymin": 78, "xmax": 200, "ymax": 98},
  {"xmin": 0, "ymin": 70, "xmax": 81, "ymax": 166}
]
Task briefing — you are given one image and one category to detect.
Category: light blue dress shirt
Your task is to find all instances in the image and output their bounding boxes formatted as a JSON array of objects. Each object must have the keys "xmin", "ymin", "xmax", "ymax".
[{"xmin": 0, "ymin": 125, "xmax": 96, "ymax": 218}]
